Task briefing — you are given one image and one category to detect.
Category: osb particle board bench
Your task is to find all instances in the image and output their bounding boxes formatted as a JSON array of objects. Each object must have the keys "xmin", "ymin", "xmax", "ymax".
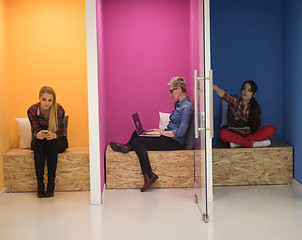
[
  {"xmin": 106, "ymin": 141, "xmax": 293, "ymax": 189},
  {"xmin": 3, "ymin": 146, "xmax": 90, "ymax": 192},
  {"xmin": 106, "ymin": 145, "xmax": 194, "ymax": 189},
  {"xmin": 212, "ymin": 141, "xmax": 293, "ymax": 186}
]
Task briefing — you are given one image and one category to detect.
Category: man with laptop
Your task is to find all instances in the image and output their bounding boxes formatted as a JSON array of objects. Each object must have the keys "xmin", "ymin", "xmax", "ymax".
[
  {"xmin": 110, "ymin": 77, "xmax": 193, "ymax": 192},
  {"xmin": 131, "ymin": 112, "xmax": 162, "ymax": 137}
]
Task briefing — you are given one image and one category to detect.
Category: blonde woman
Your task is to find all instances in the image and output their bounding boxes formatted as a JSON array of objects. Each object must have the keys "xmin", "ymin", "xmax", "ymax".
[
  {"xmin": 28, "ymin": 86, "xmax": 68, "ymax": 198},
  {"xmin": 110, "ymin": 77, "xmax": 194, "ymax": 192}
]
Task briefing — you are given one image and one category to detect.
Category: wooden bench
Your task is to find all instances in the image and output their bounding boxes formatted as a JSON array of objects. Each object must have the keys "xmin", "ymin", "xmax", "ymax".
[
  {"xmin": 212, "ymin": 141, "xmax": 293, "ymax": 186},
  {"xmin": 106, "ymin": 141, "xmax": 293, "ymax": 189},
  {"xmin": 3, "ymin": 146, "xmax": 90, "ymax": 192},
  {"xmin": 106, "ymin": 146, "xmax": 194, "ymax": 189}
]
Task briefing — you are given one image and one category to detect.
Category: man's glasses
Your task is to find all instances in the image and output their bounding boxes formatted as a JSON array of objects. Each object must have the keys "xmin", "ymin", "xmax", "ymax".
[{"xmin": 170, "ymin": 88, "xmax": 178, "ymax": 94}]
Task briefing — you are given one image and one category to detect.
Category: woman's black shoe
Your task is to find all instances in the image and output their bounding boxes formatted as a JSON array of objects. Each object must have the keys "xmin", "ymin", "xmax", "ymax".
[
  {"xmin": 37, "ymin": 182, "xmax": 45, "ymax": 198},
  {"xmin": 45, "ymin": 191, "xmax": 54, "ymax": 198},
  {"xmin": 46, "ymin": 181, "xmax": 55, "ymax": 198},
  {"xmin": 37, "ymin": 192, "xmax": 46, "ymax": 198}
]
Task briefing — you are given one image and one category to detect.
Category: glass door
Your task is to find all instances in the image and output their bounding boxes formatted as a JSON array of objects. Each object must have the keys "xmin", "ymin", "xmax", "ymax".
[
  {"xmin": 194, "ymin": 70, "xmax": 208, "ymax": 222},
  {"xmin": 193, "ymin": 0, "xmax": 213, "ymax": 223},
  {"xmin": 194, "ymin": 69, "xmax": 213, "ymax": 223}
]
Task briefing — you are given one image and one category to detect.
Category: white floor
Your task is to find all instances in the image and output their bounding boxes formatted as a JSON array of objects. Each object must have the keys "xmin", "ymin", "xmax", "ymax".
[{"xmin": 1, "ymin": 185, "xmax": 302, "ymax": 240}]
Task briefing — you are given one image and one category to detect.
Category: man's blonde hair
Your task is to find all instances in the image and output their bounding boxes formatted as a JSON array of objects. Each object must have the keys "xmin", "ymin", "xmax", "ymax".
[{"xmin": 168, "ymin": 77, "xmax": 186, "ymax": 93}]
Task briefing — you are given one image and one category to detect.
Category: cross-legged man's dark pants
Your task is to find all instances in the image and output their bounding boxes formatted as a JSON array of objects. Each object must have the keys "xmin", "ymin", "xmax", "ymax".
[
  {"xmin": 127, "ymin": 131, "xmax": 183, "ymax": 175},
  {"xmin": 31, "ymin": 137, "xmax": 68, "ymax": 190}
]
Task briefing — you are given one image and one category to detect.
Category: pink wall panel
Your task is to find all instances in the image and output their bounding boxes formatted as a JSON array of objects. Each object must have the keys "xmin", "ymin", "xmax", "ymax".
[
  {"xmin": 192, "ymin": 0, "xmax": 205, "ymax": 112},
  {"xmin": 96, "ymin": 0, "xmax": 203, "ymax": 200},
  {"xmin": 96, "ymin": 0, "xmax": 105, "ymax": 196},
  {"xmin": 102, "ymin": 0, "xmax": 193, "ymax": 144}
]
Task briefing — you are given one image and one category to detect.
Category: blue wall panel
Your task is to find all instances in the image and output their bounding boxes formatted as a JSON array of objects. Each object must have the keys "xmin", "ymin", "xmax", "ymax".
[
  {"xmin": 283, "ymin": 0, "xmax": 302, "ymax": 184},
  {"xmin": 210, "ymin": 0, "xmax": 283, "ymax": 142}
]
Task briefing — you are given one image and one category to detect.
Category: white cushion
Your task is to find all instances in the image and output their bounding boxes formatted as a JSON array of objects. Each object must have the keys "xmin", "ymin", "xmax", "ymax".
[
  {"xmin": 220, "ymin": 99, "xmax": 228, "ymax": 127},
  {"xmin": 159, "ymin": 112, "xmax": 170, "ymax": 129},
  {"xmin": 15, "ymin": 118, "xmax": 31, "ymax": 149}
]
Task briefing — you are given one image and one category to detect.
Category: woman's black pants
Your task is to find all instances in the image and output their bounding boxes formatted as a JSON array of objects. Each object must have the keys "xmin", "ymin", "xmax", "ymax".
[
  {"xmin": 127, "ymin": 131, "xmax": 183, "ymax": 175},
  {"xmin": 31, "ymin": 136, "xmax": 68, "ymax": 186}
]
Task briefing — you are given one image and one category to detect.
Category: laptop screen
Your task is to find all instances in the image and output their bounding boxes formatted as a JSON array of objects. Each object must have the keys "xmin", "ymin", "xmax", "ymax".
[{"xmin": 132, "ymin": 113, "xmax": 144, "ymax": 135}]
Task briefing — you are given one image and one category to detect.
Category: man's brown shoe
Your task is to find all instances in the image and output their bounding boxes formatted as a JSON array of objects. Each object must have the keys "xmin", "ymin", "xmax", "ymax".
[{"xmin": 140, "ymin": 172, "xmax": 159, "ymax": 192}]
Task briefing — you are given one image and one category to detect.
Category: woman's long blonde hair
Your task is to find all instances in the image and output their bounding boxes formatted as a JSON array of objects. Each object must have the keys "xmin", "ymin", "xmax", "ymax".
[{"xmin": 39, "ymin": 86, "xmax": 58, "ymax": 133}]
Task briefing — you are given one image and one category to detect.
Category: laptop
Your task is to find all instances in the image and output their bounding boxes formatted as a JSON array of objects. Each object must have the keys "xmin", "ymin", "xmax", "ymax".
[
  {"xmin": 228, "ymin": 126, "xmax": 250, "ymax": 130},
  {"xmin": 131, "ymin": 112, "xmax": 162, "ymax": 137}
]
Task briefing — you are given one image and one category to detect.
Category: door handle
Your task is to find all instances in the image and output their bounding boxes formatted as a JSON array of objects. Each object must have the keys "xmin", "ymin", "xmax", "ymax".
[
  {"xmin": 194, "ymin": 70, "xmax": 199, "ymax": 138},
  {"xmin": 194, "ymin": 69, "xmax": 214, "ymax": 138},
  {"xmin": 209, "ymin": 69, "xmax": 214, "ymax": 138}
]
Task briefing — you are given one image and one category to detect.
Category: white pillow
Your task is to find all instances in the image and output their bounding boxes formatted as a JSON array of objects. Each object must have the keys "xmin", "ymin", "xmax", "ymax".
[
  {"xmin": 159, "ymin": 112, "xmax": 170, "ymax": 129},
  {"xmin": 220, "ymin": 99, "xmax": 229, "ymax": 127},
  {"xmin": 15, "ymin": 118, "xmax": 32, "ymax": 149}
]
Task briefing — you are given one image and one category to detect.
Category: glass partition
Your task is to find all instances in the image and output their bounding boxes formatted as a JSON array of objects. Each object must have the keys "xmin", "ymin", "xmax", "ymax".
[{"xmin": 194, "ymin": 70, "xmax": 208, "ymax": 223}]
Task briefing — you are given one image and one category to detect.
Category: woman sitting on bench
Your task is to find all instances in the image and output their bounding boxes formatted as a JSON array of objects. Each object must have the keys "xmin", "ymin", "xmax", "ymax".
[
  {"xmin": 110, "ymin": 77, "xmax": 194, "ymax": 192},
  {"xmin": 213, "ymin": 80, "xmax": 276, "ymax": 148},
  {"xmin": 28, "ymin": 86, "xmax": 68, "ymax": 198}
]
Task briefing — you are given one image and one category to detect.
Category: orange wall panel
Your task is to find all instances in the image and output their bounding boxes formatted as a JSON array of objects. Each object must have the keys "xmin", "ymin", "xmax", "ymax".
[
  {"xmin": 6, "ymin": 0, "xmax": 88, "ymax": 147},
  {"xmin": 0, "ymin": 0, "xmax": 10, "ymax": 192}
]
